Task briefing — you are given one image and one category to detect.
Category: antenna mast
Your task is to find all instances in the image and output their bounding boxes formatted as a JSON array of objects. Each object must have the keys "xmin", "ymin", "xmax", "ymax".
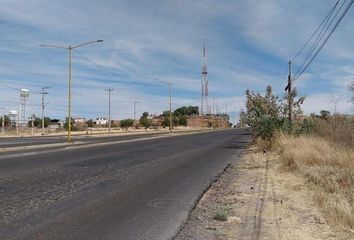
[{"xmin": 201, "ymin": 42, "xmax": 209, "ymax": 115}]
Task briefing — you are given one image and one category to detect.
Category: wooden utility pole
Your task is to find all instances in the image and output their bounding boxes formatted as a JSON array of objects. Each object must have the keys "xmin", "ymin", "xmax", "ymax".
[
  {"xmin": 168, "ymin": 81, "xmax": 172, "ymax": 132},
  {"xmin": 285, "ymin": 61, "xmax": 293, "ymax": 123},
  {"xmin": 41, "ymin": 86, "xmax": 50, "ymax": 135}
]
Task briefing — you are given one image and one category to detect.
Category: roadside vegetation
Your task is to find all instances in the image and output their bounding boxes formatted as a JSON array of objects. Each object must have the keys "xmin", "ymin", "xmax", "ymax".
[
  {"xmin": 213, "ymin": 207, "xmax": 228, "ymax": 222},
  {"xmin": 242, "ymin": 83, "xmax": 354, "ymax": 234}
]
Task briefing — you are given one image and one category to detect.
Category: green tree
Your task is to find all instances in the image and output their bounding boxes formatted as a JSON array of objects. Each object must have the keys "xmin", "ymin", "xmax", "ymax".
[
  {"xmin": 178, "ymin": 115, "xmax": 188, "ymax": 126},
  {"xmin": 120, "ymin": 119, "xmax": 134, "ymax": 131},
  {"xmin": 0, "ymin": 115, "xmax": 10, "ymax": 127},
  {"xmin": 30, "ymin": 117, "xmax": 51, "ymax": 128},
  {"xmin": 162, "ymin": 115, "xmax": 178, "ymax": 128},
  {"xmin": 174, "ymin": 106, "xmax": 199, "ymax": 116},
  {"xmin": 140, "ymin": 112, "xmax": 152, "ymax": 130},
  {"xmin": 245, "ymin": 85, "xmax": 283, "ymax": 140},
  {"xmin": 86, "ymin": 119, "xmax": 94, "ymax": 127}
]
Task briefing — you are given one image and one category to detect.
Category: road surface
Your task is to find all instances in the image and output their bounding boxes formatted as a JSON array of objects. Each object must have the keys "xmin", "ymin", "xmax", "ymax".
[
  {"xmin": 0, "ymin": 132, "xmax": 169, "ymax": 148},
  {"xmin": 0, "ymin": 128, "xmax": 251, "ymax": 240}
]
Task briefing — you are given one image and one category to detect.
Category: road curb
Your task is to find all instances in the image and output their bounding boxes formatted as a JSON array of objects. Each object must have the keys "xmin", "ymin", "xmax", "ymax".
[{"xmin": 172, "ymin": 161, "xmax": 233, "ymax": 240}]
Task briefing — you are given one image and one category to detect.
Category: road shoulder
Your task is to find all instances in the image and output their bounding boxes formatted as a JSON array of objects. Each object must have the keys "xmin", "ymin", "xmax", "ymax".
[{"xmin": 176, "ymin": 147, "xmax": 349, "ymax": 240}]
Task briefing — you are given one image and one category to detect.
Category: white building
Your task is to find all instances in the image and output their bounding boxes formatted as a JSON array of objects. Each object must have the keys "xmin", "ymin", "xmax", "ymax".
[{"xmin": 95, "ymin": 117, "xmax": 108, "ymax": 125}]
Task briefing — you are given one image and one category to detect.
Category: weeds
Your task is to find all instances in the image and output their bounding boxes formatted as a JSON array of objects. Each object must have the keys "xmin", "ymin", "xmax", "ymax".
[
  {"xmin": 213, "ymin": 207, "xmax": 228, "ymax": 221},
  {"xmin": 275, "ymin": 135, "xmax": 354, "ymax": 232}
]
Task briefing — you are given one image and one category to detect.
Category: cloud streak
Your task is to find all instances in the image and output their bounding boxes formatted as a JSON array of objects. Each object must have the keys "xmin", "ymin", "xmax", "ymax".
[{"xmin": 0, "ymin": 0, "xmax": 354, "ymax": 119}]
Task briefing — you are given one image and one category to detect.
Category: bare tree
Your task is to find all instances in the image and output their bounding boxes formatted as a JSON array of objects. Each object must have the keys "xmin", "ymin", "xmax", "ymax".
[
  {"xmin": 349, "ymin": 81, "xmax": 354, "ymax": 103},
  {"xmin": 330, "ymin": 94, "xmax": 342, "ymax": 115}
]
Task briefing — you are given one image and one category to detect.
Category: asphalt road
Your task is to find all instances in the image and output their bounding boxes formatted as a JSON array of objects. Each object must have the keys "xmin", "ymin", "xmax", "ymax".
[
  {"xmin": 0, "ymin": 128, "xmax": 251, "ymax": 240},
  {"xmin": 0, "ymin": 132, "xmax": 167, "ymax": 148}
]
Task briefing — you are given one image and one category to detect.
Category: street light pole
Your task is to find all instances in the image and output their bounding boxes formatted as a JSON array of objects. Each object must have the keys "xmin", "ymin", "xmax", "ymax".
[
  {"xmin": 41, "ymin": 86, "xmax": 50, "ymax": 135},
  {"xmin": 105, "ymin": 88, "xmax": 114, "ymax": 133},
  {"xmin": 154, "ymin": 78, "xmax": 173, "ymax": 132},
  {"xmin": 41, "ymin": 40, "xmax": 103, "ymax": 143},
  {"xmin": 68, "ymin": 46, "xmax": 72, "ymax": 141},
  {"xmin": 168, "ymin": 81, "xmax": 172, "ymax": 132},
  {"xmin": 133, "ymin": 101, "xmax": 140, "ymax": 123}
]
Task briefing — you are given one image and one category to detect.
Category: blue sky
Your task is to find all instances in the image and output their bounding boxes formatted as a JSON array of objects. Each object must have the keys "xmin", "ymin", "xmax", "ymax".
[{"xmin": 1, "ymin": 0, "xmax": 354, "ymax": 121}]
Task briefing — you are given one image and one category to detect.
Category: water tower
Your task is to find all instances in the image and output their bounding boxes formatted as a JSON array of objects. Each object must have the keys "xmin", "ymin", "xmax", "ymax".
[
  {"xmin": 9, "ymin": 110, "xmax": 18, "ymax": 127},
  {"xmin": 20, "ymin": 89, "xmax": 30, "ymax": 128}
]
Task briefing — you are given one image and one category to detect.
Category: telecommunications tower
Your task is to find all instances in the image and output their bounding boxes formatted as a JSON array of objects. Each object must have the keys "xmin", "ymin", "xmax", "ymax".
[{"xmin": 201, "ymin": 43, "xmax": 209, "ymax": 115}]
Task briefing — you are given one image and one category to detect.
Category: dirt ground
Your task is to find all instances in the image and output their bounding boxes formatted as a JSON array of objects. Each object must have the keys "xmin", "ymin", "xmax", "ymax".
[{"xmin": 176, "ymin": 147, "xmax": 352, "ymax": 240}]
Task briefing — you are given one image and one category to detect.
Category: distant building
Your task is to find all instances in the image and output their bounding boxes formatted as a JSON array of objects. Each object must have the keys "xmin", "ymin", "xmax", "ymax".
[
  {"xmin": 73, "ymin": 117, "xmax": 87, "ymax": 129},
  {"xmin": 74, "ymin": 117, "xmax": 86, "ymax": 124},
  {"xmin": 49, "ymin": 119, "xmax": 60, "ymax": 129},
  {"xmin": 58, "ymin": 120, "xmax": 65, "ymax": 128},
  {"xmin": 95, "ymin": 117, "xmax": 108, "ymax": 125}
]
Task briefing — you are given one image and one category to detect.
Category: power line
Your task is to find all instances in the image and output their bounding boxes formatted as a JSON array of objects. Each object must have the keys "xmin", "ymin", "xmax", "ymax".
[
  {"xmin": 294, "ymin": 0, "xmax": 345, "ymax": 79},
  {"xmin": 291, "ymin": 0, "xmax": 340, "ymax": 62},
  {"xmin": 293, "ymin": 0, "xmax": 354, "ymax": 81}
]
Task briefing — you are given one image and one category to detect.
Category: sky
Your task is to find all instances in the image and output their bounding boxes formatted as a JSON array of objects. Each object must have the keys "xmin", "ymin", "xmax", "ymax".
[{"xmin": 1, "ymin": 0, "xmax": 354, "ymax": 121}]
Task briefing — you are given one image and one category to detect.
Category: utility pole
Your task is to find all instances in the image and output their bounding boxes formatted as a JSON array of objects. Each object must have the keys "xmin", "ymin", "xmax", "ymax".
[
  {"xmin": 133, "ymin": 101, "xmax": 140, "ymax": 126},
  {"xmin": 1, "ymin": 108, "xmax": 4, "ymax": 135},
  {"xmin": 154, "ymin": 78, "xmax": 173, "ymax": 132},
  {"xmin": 168, "ymin": 81, "xmax": 172, "ymax": 132},
  {"xmin": 31, "ymin": 109, "xmax": 34, "ymax": 135},
  {"xmin": 41, "ymin": 86, "xmax": 50, "ymax": 135},
  {"xmin": 105, "ymin": 88, "xmax": 114, "ymax": 133},
  {"xmin": 285, "ymin": 61, "xmax": 293, "ymax": 123}
]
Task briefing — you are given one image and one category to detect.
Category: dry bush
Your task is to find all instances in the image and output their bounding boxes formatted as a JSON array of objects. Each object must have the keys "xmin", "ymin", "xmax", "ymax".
[
  {"xmin": 275, "ymin": 135, "xmax": 354, "ymax": 232},
  {"xmin": 255, "ymin": 137, "xmax": 273, "ymax": 153},
  {"xmin": 315, "ymin": 115, "xmax": 354, "ymax": 148}
]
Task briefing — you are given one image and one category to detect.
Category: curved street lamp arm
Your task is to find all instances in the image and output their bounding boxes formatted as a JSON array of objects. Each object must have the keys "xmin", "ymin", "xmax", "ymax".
[{"xmin": 72, "ymin": 40, "xmax": 103, "ymax": 49}]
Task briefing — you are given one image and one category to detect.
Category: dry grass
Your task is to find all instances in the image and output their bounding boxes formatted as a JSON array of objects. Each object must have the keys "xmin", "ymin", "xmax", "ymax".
[
  {"xmin": 275, "ymin": 135, "xmax": 354, "ymax": 233},
  {"xmin": 316, "ymin": 115, "xmax": 354, "ymax": 148}
]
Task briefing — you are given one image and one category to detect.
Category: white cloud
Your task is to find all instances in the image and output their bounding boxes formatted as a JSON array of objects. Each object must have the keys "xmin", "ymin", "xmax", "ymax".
[{"xmin": 1, "ymin": 0, "xmax": 354, "ymax": 119}]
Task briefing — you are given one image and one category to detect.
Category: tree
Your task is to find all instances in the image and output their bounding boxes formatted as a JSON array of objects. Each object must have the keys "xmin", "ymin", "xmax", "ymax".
[
  {"xmin": 0, "ymin": 115, "xmax": 10, "ymax": 127},
  {"xmin": 140, "ymin": 112, "xmax": 152, "ymax": 130},
  {"xmin": 282, "ymin": 85, "xmax": 305, "ymax": 120},
  {"xmin": 239, "ymin": 110, "xmax": 247, "ymax": 127},
  {"xmin": 31, "ymin": 117, "xmax": 51, "ymax": 128},
  {"xmin": 349, "ymin": 81, "xmax": 354, "ymax": 103},
  {"xmin": 245, "ymin": 85, "xmax": 283, "ymax": 140},
  {"xmin": 174, "ymin": 106, "xmax": 199, "ymax": 116},
  {"xmin": 86, "ymin": 119, "xmax": 94, "ymax": 128},
  {"xmin": 120, "ymin": 119, "xmax": 134, "ymax": 131},
  {"xmin": 320, "ymin": 110, "xmax": 331, "ymax": 119},
  {"xmin": 64, "ymin": 117, "xmax": 78, "ymax": 131},
  {"xmin": 178, "ymin": 115, "xmax": 187, "ymax": 126}
]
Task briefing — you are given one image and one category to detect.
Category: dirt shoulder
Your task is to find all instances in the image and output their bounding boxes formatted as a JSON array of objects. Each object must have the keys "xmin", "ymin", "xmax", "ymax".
[{"xmin": 176, "ymin": 147, "xmax": 351, "ymax": 240}]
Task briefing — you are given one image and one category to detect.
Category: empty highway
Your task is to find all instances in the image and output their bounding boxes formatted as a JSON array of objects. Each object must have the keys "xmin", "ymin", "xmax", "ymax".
[{"xmin": 0, "ymin": 128, "xmax": 250, "ymax": 240}]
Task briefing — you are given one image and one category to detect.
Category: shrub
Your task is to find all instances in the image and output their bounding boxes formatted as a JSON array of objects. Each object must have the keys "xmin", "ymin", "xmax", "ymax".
[
  {"xmin": 178, "ymin": 115, "xmax": 187, "ymax": 126},
  {"xmin": 140, "ymin": 112, "xmax": 152, "ymax": 130},
  {"xmin": 294, "ymin": 118, "xmax": 317, "ymax": 136},
  {"xmin": 213, "ymin": 207, "xmax": 228, "ymax": 221},
  {"xmin": 120, "ymin": 119, "xmax": 134, "ymax": 131}
]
